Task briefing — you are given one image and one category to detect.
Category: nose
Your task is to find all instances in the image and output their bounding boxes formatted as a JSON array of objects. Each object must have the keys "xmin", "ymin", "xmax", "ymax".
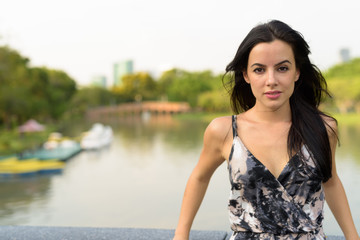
[{"xmin": 266, "ymin": 70, "xmax": 277, "ymax": 86}]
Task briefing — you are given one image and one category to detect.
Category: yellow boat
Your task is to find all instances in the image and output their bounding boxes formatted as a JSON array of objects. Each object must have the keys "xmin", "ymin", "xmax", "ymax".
[{"xmin": 0, "ymin": 157, "xmax": 65, "ymax": 176}]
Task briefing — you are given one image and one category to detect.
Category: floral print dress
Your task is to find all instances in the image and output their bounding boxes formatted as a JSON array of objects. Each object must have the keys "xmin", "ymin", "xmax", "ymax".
[{"xmin": 228, "ymin": 115, "xmax": 326, "ymax": 240}]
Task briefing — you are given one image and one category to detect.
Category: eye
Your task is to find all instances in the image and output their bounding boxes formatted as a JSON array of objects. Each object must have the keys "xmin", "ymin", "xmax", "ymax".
[
  {"xmin": 253, "ymin": 68, "xmax": 264, "ymax": 73},
  {"xmin": 278, "ymin": 66, "xmax": 289, "ymax": 72}
]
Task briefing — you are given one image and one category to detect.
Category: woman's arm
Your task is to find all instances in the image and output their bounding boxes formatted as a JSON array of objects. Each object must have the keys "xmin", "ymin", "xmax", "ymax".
[
  {"xmin": 323, "ymin": 118, "xmax": 359, "ymax": 240},
  {"xmin": 173, "ymin": 117, "xmax": 231, "ymax": 240}
]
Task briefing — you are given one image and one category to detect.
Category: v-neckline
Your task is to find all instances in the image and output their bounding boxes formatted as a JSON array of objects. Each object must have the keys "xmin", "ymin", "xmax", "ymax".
[{"xmin": 234, "ymin": 135, "xmax": 297, "ymax": 181}]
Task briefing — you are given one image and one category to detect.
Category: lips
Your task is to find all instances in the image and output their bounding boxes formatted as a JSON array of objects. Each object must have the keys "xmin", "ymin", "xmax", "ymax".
[{"xmin": 264, "ymin": 91, "xmax": 281, "ymax": 99}]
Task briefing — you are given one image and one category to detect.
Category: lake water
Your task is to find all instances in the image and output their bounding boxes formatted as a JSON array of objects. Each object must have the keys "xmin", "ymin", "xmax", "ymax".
[{"xmin": 0, "ymin": 114, "xmax": 359, "ymax": 236}]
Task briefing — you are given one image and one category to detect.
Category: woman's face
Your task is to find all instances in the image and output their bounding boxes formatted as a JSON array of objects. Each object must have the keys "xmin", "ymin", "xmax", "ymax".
[{"xmin": 243, "ymin": 39, "xmax": 300, "ymax": 112}]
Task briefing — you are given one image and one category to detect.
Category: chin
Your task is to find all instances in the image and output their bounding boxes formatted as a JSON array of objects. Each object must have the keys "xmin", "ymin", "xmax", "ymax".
[{"xmin": 267, "ymin": 101, "xmax": 290, "ymax": 111}]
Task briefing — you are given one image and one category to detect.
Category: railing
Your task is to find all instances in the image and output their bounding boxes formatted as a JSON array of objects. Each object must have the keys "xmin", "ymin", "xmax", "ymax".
[{"xmin": 87, "ymin": 101, "xmax": 191, "ymax": 119}]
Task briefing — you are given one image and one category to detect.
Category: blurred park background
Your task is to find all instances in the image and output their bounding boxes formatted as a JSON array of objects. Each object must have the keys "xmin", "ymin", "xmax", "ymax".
[{"xmin": 1, "ymin": 0, "xmax": 359, "ymax": 236}]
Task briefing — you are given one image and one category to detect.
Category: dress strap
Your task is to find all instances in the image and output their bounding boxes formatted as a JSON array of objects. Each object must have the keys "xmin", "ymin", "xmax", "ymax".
[{"xmin": 232, "ymin": 115, "xmax": 238, "ymax": 138}]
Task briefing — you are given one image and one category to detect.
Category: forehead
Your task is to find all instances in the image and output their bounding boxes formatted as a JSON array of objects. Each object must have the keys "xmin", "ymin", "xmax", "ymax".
[{"xmin": 248, "ymin": 40, "xmax": 295, "ymax": 65}]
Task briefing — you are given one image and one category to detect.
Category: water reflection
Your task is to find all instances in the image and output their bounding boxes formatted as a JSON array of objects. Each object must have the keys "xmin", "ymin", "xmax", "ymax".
[
  {"xmin": 115, "ymin": 115, "xmax": 206, "ymax": 149},
  {"xmin": 0, "ymin": 114, "xmax": 358, "ymax": 235},
  {"xmin": 0, "ymin": 176, "xmax": 52, "ymax": 225},
  {"xmin": 337, "ymin": 124, "xmax": 360, "ymax": 164},
  {"xmin": 109, "ymin": 115, "xmax": 208, "ymax": 167},
  {"xmin": 324, "ymin": 123, "xmax": 360, "ymax": 235}
]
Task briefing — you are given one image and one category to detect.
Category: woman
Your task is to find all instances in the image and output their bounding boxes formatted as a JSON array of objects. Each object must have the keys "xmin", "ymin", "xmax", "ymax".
[{"xmin": 173, "ymin": 20, "xmax": 359, "ymax": 240}]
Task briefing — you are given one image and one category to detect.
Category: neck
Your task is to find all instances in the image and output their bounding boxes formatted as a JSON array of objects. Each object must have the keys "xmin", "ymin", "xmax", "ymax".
[{"xmin": 248, "ymin": 103, "xmax": 292, "ymax": 123}]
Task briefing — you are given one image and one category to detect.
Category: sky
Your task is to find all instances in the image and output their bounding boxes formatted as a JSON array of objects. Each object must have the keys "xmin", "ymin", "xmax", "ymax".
[{"xmin": 1, "ymin": 0, "xmax": 360, "ymax": 86}]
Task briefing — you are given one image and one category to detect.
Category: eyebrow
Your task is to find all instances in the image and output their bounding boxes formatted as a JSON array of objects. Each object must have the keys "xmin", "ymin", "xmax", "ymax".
[{"xmin": 250, "ymin": 60, "xmax": 292, "ymax": 68}]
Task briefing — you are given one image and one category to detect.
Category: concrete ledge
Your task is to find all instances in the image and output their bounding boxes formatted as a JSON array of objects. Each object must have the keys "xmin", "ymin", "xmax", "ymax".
[
  {"xmin": 0, "ymin": 226, "xmax": 344, "ymax": 240},
  {"xmin": 0, "ymin": 226, "xmax": 227, "ymax": 240}
]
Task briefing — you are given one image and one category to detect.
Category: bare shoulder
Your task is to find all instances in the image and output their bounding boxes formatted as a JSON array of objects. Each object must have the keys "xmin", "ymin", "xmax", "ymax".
[
  {"xmin": 204, "ymin": 116, "xmax": 233, "ymax": 142},
  {"xmin": 321, "ymin": 114, "xmax": 337, "ymax": 127},
  {"xmin": 321, "ymin": 114, "xmax": 338, "ymax": 142},
  {"xmin": 321, "ymin": 114, "xmax": 338, "ymax": 132}
]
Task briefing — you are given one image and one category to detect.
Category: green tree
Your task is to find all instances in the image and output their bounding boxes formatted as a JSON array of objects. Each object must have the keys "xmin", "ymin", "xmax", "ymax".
[
  {"xmin": 324, "ymin": 58, "xmax": 360, "ymax": 113},
  {"xmin": 0, "ymin": 46, "xmax": 77, "ymax": 128},
  {"xmin": 324, "ymin": 58, "xmax": 360, "ymax": 79},
  {"xmin": 327, "ymin": 77, "xmax": 360, "ymax": 113},
  {"xmin": 0, "ymin": 46, "xmax": 31, "ymax": 127},
  {"xmin": 115, "ymin": 72, "xmax": 157, "ymax": 102},
  {"xmin": 68, "ymin": 86, "xmax": 115, "ymax": 116},
  {"xmin": 28, "ymin": 67, "xmax": 51, "ymax": 120},
  {"xmin": 160, "ymin": 69, "xmax": 214, "ymax": 107},
  {"xmin": 158, "ymin": 69, "xmax": 186, "ymax": 100},
  {"xmin": 198, "ymin": 89, "xmax": 230, "ymax": 112},
  {"xmin": 46, "ymin": 69, "xmax": 77, "ymax": 119}
]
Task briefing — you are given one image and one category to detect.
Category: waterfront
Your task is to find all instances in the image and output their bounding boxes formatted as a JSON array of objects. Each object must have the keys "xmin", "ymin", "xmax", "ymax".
[{"xmin": 0, "ymin": 115, "xmax": 359, "ymax": 236}]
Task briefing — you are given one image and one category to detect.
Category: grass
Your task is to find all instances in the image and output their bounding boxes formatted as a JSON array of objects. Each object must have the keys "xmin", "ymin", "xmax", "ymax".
[
  {"xmin": 331, "ymin": 113, "xmax": 360, "ymax": 126},
  {"xmin": 174, "ymin": 111, "xmax": 232, "ymax": 123},
  {"xmin": 176, "ymin": 111, "xmax": 360, "ymax": 126},
  {"xmin": 0, "ymin": 127, "xmax": 55, "ymax": 156}
]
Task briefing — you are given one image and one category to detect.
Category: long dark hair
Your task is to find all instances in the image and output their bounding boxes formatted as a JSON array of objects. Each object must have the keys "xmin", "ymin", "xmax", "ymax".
[{"xmin": 224, "ymin": 20, "xmax": 336, "ymax": 182}]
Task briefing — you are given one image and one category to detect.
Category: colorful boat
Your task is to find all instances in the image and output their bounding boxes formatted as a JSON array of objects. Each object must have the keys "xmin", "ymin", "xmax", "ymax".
[
  {"xmin": 0, "ymin": 157, "xmax": 65, "ymax": 178},
  {"xmin": 20, "ymin": 140, "xmax": 82, "ymax": 161},
  {"xmin": 81, "ymin": 123, "xmax": 113, "ymax": 150}
]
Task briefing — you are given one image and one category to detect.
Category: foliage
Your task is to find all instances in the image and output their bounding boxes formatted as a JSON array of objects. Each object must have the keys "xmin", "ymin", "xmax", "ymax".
[
  {"xmin": 2, "ymin": 42, "xmax": 360, "ymax": 132},
  {"xmin": 158, "ymin": 69, "xmax": 224, "ymax": 107},
  {"xmin": 174, "ymin": 111, "xmax": 233, "ymax": 123},
  {"xmin": 332, "ymin": 113, "xmax": 360, "ymax": 126},
  {"xmin": 112, "ymin": 72, "xmax": 157, "ymax": 102},
  {"xmin": 68, "ymin": 86, "xmax": 115, "ymax": 116},
  {"xmin": 0, "ymin": 46, "xmax": 31, "ymax": 127},
  {"xmin": 197, "ymin": 90, "xmax": 231, "ymax": 112},
  {"xmin": 0, "ymin": 46, "xmax": 77, "ymax": 128},
  {"xmin": 46, "ymin": 69, "xmax": 77, "ymax": 119},
  {"xmin": 0, "ymin": 127, "xmax": 54, "ymax": 155},
  {"xmin": 324, "ymin": 58, "xmax": 360, "ymax": 79},
  {"xmin": 324, "ymin": 58, "xmax": 360, "ymax": 113},
  {"xmin": 157, "ymin": 68, "xmax": 183, "ymax": 101}
]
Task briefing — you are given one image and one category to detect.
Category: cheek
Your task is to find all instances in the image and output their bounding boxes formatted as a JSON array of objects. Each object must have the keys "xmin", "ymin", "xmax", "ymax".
[
  {"xmin": 249, "ymin": 81, "xmax": 263, "ymax": 95},
  {"xmin": 287, "ymin": 81, "xmax": 296, "ymax": 95}
]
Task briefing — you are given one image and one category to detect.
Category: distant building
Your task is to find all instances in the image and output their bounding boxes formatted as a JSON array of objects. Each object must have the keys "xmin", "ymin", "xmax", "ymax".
[
  {"xmin": 339, "ymin": 48, "xmax": 350, "ymax": 63},
  {"xmin": 113, "ymin": 60, "xmax": 133, "ymax": 87},
  {"xmin": 91, "ymin": 75, "xmax": 107, "ymax": 88}
]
